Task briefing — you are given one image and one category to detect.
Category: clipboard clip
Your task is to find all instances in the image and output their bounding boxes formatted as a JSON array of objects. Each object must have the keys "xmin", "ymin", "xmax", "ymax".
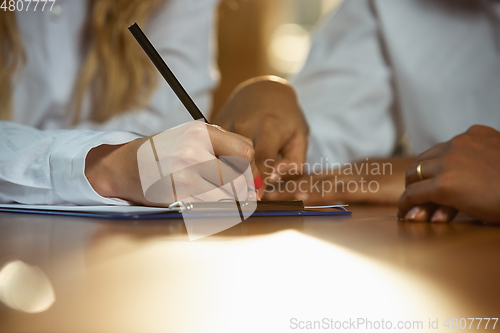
[{"xmin": 169, "ymin": 201, "xmax": 349, "ymax": 213}]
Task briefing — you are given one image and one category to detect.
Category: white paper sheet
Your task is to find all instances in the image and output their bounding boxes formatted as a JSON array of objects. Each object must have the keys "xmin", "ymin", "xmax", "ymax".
[{"xmin": 0, "ymin": 204, "xmax": 176, "ymax": 215}]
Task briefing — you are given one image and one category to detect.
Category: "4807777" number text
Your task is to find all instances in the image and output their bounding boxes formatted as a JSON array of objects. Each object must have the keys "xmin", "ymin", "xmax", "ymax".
[{"xmin": 1, "ymin": 0, "xmax": 56, "ymax": 11}]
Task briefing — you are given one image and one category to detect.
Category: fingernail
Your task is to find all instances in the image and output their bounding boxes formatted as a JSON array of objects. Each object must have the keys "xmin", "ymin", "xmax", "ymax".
[
  {"xmin": 431, "ymin": 209, "xmax": 447, "ymax": 223},
  {"xmin": 254, "ymin": 176, "xmax": 263, "ymax": 190},
  {"xmin": 404, "ymin": 207, "xmax": 421, "ymax": 221}
]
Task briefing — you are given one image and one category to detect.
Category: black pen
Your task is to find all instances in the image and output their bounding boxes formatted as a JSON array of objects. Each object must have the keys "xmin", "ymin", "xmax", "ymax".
[
  {"xmin": 128, "ymin": 22, "xmax": 209, "ymax": 123},
  {"xmin": 128, "ymin": 23, "xmax": 263, "ymax": 193}
]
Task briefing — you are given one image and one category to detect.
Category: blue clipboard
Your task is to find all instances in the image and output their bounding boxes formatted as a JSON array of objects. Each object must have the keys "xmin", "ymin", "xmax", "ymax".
[{"xmin": 0, "ymin": 201, "xmax": 352, "ymax": 219}]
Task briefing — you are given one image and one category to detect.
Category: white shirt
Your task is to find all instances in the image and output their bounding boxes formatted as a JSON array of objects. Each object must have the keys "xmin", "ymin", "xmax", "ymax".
[
  {"xmin": 0, "ymin": 0, "xmax": 219, "ymax": 205},
  {"xmin": 295, "ymin": 0, "xmax": 500, "ymax": 166}
]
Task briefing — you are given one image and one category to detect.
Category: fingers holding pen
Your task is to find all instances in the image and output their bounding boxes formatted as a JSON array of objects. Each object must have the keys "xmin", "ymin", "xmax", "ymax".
[{"xmin": 207, "ymin": 124, "xmax": 264, "ymax": 199}]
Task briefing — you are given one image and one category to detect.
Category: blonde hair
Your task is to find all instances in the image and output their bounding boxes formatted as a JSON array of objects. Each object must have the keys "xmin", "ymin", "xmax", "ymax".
[
  {"xmin": 0, "ymin": 0, "xmax": 162, "ymax": 123},
  {"xmin": 0, "ymin": 11, "xmax": 24, "ymax": 121}
]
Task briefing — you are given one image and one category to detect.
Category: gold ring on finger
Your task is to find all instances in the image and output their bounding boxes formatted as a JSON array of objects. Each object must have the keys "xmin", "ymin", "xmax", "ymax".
[{"xmin": 416, "ymin": 162, "xmax": 425, "ymax": 181}]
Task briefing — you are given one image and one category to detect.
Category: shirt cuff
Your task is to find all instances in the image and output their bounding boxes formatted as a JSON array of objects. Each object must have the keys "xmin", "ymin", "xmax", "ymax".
[{"xmin": 50, "ymin": 130, "xmax": 143, "ymax": 205}]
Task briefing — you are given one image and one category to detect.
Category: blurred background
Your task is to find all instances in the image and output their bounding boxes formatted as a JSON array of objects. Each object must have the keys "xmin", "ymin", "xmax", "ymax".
[{"xmin": 212, "ymin": 0, "xmax": 342, "ymax": 115}]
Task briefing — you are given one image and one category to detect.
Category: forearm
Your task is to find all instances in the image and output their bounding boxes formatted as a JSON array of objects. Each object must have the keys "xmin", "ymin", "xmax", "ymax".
[
  {"xmin": 266, "ymin": 156, "xmax": 417, "ymax": 205},
  {"xmin": 0, "ymin": 122, "xmax": 140, "ymax": 205},
  {"xmin": 85, "ymin": 138, "xmax": 145, "ymax": 204},
  {"xmin": 316, "ymin": 156, "xmax": 417, "ymax": 205},
  {"xmin": 346, "ymin": 156, "xmax": 417, "ymax": 204}
]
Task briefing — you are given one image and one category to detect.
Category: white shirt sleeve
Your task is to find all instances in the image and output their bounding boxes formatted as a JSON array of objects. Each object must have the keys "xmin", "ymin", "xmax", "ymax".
[
  {"xmin": 1, "ymin": 0, "xmax": 219, "ymax": 205},
  {"xmin": 294, "ymin": 0, "xmax": 397, "ymax": 166},
  {"xmin": 73, "ymin": 0, "xmax": 219, "ymax": 136},
  {"xmin": 0, "ymin": 122, "xmax": 141, "ymax": 205}
]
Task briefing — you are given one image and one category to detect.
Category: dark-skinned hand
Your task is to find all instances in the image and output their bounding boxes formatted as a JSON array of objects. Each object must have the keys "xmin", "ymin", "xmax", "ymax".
[
  {"xmin": 212, "ymin": 76, "xmax": 309, "ymax": 187},
  {"xmin": 399, "ymin": 125, "xmax": 500, "ymax": 223}
]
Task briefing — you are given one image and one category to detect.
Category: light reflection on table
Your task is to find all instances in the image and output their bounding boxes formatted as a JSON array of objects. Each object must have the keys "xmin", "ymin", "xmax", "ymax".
[{"xmin": 0, "ymin": 206, "xmax": 499, "ymax": 332}]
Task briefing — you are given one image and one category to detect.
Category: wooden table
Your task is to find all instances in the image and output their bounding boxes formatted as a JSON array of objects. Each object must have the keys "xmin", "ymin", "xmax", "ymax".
[{"xmin": 0, "ymin": 206, "xmax": 499, "ymax": 332}]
